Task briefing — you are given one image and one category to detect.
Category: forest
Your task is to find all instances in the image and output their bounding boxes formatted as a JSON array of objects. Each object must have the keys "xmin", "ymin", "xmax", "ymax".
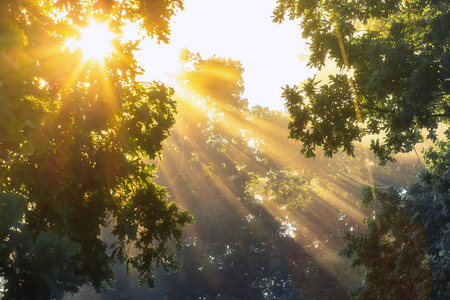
[{"xmin": 0, "ymin": 0, "xmax": 449, "ymax": 299}]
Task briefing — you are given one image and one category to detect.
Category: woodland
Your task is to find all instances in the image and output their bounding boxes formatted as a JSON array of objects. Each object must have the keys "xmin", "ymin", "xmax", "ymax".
[{"xmin": 0, "ymin": 0, "xmax": 449, "ymax": 299}]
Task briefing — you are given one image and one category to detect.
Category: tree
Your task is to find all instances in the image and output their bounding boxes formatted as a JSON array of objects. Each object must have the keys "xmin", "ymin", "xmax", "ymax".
[
  {"xmin": 274, "ymin": 1, "xmax": 450, "ymax": 298},
  {"xmin": 137, "ymin": 54, "xmax": 306, "ymax": 299},
  {"xmin": 0, "ymin": 0, "xmax": 193, "ymax": 299},
  {"xmin": 178, "ymin": 50, "xmax": 249, "ymax": 111},
  {"xmin": 406, "ymin": 136, "xmax": 450, "ymax": 298},
  {"xmin": 341, "ymin": 134, "xmax": 450, "ymax": 299},
  {"xmin": 262, "ymin": 170, "xmax": 313, "ymax": 211},
  {"xmin": 274, "ymin": 0, "xmax": 450, "ymax": 164}
]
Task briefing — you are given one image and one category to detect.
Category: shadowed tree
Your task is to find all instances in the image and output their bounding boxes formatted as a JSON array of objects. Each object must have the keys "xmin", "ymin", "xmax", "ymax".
[{"xmin": 341, "ymin": 136, "xmax": 450, "ymax": 299}]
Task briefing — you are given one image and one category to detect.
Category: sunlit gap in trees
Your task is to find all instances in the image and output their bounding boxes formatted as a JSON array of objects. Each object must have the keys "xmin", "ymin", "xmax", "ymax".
[
  {"xmin": 156, "ymin": 96, "xmax": 367, "ymax": 240},
  {"xmin": 152, "ymin": 103, "xmax": 371, "ymax": 293},
  {"xmin": 149, "ymin": 86, "xmax": 430, "ymax": 296},
  {"xmin": 142, "ymin": 44, "xmax": 430, "ymax": 296}
]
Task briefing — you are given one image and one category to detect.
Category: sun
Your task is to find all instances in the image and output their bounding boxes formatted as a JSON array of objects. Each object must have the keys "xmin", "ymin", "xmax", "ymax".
[{"xmin": 76, "ymin": 19, "xmax": 115, "ymax": 61}]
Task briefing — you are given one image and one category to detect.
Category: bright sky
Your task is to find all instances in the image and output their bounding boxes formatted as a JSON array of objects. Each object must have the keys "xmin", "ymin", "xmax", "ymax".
[{"xmin": 136, "ymin": 0, "xmax": 316, "ymax": 111}]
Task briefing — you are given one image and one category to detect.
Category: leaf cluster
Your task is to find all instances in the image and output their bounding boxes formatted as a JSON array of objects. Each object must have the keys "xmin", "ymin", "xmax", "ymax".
[
  {"xmin": 275, "ymin": 0, "xmax": 450, "ymax": 164},
  {"xmin": 263, "ymin": 170, "xmax": 313, "ymax": 211},
  {"xmin": 341, "ymin": 134, "xmax": 450, "ymax": 299},
  {"xmin": 0, "ymin": 193, "xmax": 83, "ymax": 299},
  {"xmin": 178, "ymin": 50, "xmax": 249, "ymax": 111},
  {"xmin": 341, "ymin": 186, "xmax": 432, "ymax": 299}
]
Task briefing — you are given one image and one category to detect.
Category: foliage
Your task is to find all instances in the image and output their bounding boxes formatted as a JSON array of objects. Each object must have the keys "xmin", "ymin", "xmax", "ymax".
[
  {"xmin": 275, "ymin": 0, "xmax": 450, "ymax": 297},
  {"xmin": 408, "ymin": 135, "xmax": 450, "ymax": 297},
  {"xmin": 0, "ymin": 193, "xmax": 83, "ymax": 299},
  {"xmin": 0, "ymin": 0, "xmax": 193, "ymax": 298},
  {"xmin": 341, "ymin": 186, "xmax": 432, "ymax": 299},
  {"xmin": 341, "ymin": 134, "xmax": 450, "ymax": 299},
  {"xmin": 178, "ymin": 50, "xmax": 249, "ymax": 111},
  {"xmin": 263, "ymin": 170, "xmax": 313, "ymax": 211},
  {"xmin": 274, "ymin": 0, "xmax": 450, "ymax": 164}
]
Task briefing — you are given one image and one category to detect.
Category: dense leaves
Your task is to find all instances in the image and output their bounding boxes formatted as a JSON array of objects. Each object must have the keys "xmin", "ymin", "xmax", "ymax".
[
  {"xmin": 275, "ymin": 0, "xmax": 450, "ymax": 164},
  {"xmin": 341, "ymin": 186, "xmax": 432, "ymax": 299},
  {"xmin": 341, "ymin": 134, "xmax": 450, "ymax": 299},
  {"xmin": 274, "ymin": 0, "xmax": 450, "ymax": 297},
  {"xmin": 0, "ymin": 193, "xmax": 83, "ymax": 299},
  {"xmin": 0, "ymin": 0, "xmax": 193, "ymax": 298}
]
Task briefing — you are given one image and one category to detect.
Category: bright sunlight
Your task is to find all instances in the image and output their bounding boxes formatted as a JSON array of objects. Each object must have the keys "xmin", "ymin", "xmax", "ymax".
[{"xmin": 76, "ymin": 19, "xmax": 115, "ymax": 61}]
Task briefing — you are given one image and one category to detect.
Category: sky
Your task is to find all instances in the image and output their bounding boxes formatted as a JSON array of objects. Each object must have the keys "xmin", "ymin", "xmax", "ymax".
[{"xmin": 136, "ymin": 0, "xmax": 316, "ymax": 111}]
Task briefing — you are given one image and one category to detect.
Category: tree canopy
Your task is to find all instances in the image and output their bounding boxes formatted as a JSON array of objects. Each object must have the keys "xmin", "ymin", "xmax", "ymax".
[
  {"xmin": 274, "ymin": 0, "xmax": 450, "ymax": 164},
  {"xmin": 0, "ymin": 0, "xmax": 193, "ymax": 298}
]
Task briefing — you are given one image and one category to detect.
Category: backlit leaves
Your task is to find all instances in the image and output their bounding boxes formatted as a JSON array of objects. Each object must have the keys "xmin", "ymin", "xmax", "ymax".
[
  {"xmin": 0, "ymin": 0, "xmax": 192, "ymax": 298},
  {"xmin": 275, "ymin": 0, "xmax": 450, "ymax": 164}
]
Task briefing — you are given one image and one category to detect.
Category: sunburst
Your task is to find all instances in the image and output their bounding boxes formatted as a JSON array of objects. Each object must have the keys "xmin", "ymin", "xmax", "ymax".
[{"xmin": 76, "ymin": 19, "xmax": 115, "ymax": 62}]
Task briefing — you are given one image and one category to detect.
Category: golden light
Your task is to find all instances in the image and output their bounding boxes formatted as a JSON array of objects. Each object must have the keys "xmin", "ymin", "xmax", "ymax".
[
  {"xmin": 120, "ymin": 19, "xmax": 144, "ymax": 43},
  {"xmin": 76, "ymin": 19, "xmax": 115, "ymax": 61}
]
